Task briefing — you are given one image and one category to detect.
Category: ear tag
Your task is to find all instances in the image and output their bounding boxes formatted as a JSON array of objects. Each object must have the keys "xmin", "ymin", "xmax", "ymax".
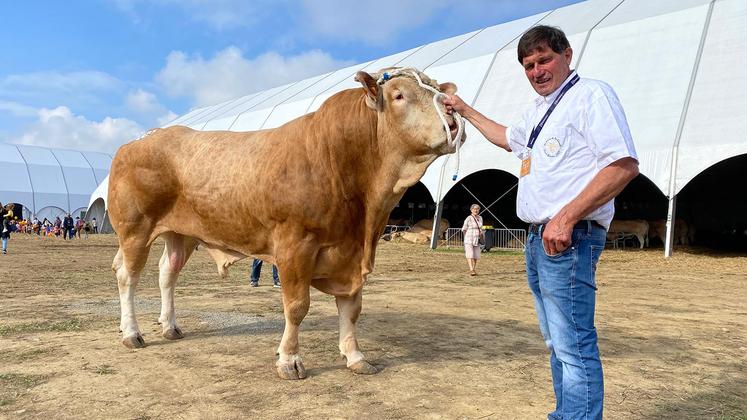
[{"xmin": 382, "ymin": 72, "xmax": 390, "ymax": 81}]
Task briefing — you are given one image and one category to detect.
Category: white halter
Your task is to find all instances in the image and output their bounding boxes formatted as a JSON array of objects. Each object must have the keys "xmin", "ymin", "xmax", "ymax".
[{"xmin": 376, "ymin": 68, "xmax": 464, "ymax": 180}]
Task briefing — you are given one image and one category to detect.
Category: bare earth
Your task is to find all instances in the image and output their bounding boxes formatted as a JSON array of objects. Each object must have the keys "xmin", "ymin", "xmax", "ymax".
[{"xmin": 0, "ymin": 234, "xmax": 745, "ymax": 419}]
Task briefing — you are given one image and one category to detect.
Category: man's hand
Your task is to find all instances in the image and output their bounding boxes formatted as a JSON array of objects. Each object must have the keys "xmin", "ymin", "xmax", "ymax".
[
  {"xmin": 443, "ymin": 94, "xmax": 469, "ymax": 117},
  {"xmin": 542, "ymin": 217, "xmax": 574, "ymax": 256}
]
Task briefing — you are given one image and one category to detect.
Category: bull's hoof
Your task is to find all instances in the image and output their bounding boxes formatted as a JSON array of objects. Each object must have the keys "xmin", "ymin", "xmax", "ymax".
[
  {"xmin": 162, "ymin": 327, "xmax": 184, "ymax": 340},
  {"xmin": 122, "ymin": 334, "xmax": 146, "ymax": 349},
  {"xmin": 276, "ymin": 358, "xmax": 307, "ymax": 380},
  {"xmin": 348, "ymin": 360, "xmax": 380, "ymax": 375}
]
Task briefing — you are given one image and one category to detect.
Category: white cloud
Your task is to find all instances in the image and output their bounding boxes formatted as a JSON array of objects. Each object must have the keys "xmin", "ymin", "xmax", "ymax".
[
  {"xmin": 156, "ymin": 46, "xmax": 352, "ymax": 107},
  {"xmin": 125, "ymin": 89, "xmax": 162, "ymax": 114},
  {"xmin": 13, "ymin": 106, "xmax": 145, "ymax": 154},
  {"xmin": 157, "ymin": 110, "xmax": 179, "ymax": 126}
]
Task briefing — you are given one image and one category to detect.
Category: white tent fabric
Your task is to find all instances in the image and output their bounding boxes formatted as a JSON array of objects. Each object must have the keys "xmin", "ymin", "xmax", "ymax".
[
  {"xmin": 91, "ymin": 0, "xmax": 744, "ymax": 228},
  {"xmin": 0, "ymin": 143, "xmax": 112, "ymax": 220},
  {"xmin": 156, "ymin": 0, "xmax": 743, "ymax": 205}
]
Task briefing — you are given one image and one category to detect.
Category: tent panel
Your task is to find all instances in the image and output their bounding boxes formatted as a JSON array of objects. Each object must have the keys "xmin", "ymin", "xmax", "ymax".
[
  {"xmin": 253, "ymin": 72, "xmax": 333, "ymax": 110},
  {"xmin": 61, "ymin": 166, "xmax": 98, "ymax": 195},
  {"xmin": 0, "ymin": 145, "xmax": 33, "ymax": 196},
  {"xmin": 423, "ymin": 54, "xmax": 494, "ymax": 105},
  {"xmin": 676, "ymin": 0, "xmax": 747, "ymax": 193},
  {"xmin": 80, "ymin": 151, "xmax": 112, "ymax": 185},
  {"xmin": 596, "ymin": 0, "xmax": 711, "ymax": 29},
  {"xmin": 193, "ymin": 94, "xmax": 261, "ymax": 130},
  {"xmin": 201, "ymin": 115, "xmax": 237, "ymax": 131},
  {"xmin": 397, "ymin": 31, "xmax": 478, "ymax": 70},
  {"xmin": 432, "ymin": 12, "xmax": 547, "ymax": 67},
  {"xmin": 200, "ymin": 84, "xmax": 295, "ymax": 129},
  {"xmin": 578, "ymin": 3, "xmax": 710, "ymax": 194},
  {"xmin": 262, "ymin": 98, "xmax": 314, "ymax": 129},
  {"xmin": 230, "ymin": 109, "xmax": 275, "ymax": 132}
]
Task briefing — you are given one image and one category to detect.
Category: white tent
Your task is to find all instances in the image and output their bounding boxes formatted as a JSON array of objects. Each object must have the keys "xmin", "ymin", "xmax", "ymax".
[
  {"xmin": 91, "ymin": 0, "xmax": 746, "ymax": 253},
  {"xmin": 0, "ymin": 143, "xmax": 112, "ymax": 221}
]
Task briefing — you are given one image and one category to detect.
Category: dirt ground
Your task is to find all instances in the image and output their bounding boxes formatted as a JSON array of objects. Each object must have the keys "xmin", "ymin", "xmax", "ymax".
[{"xmin": 0, "ymin": 233, "xmax": 745, "ymax": 419}]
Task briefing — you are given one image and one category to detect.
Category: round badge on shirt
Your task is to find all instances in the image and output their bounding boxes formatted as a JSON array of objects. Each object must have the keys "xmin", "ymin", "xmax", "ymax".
[{"xmin": 544, "ymin": 137, "xmax": 562, "ymax": 157}]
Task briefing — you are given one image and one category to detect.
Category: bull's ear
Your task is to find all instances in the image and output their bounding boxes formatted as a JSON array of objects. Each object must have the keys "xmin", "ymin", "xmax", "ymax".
[
  {"xmin": 439, "ymin": 82, "xmax": 457, "ymax": 95},
  {"xmin": 355, "ymin": 71, "xmax": 379, "ymax": 103}
]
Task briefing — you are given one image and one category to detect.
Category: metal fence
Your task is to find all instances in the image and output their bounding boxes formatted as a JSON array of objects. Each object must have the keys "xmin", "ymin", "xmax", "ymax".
[{"xmin": 443, "ymin": 228, "xmax": 526, "ymax": 251}]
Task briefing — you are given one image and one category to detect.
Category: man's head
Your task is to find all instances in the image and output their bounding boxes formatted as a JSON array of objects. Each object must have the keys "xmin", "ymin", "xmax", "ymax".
[{"xmin": 517, "ymin": 25, "xmax": 573, "ymax": 97}]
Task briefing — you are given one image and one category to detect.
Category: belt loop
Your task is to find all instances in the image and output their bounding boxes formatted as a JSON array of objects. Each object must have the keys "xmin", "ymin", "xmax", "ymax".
[{"xmin": 585, "ymin": 219, "xmax": 592, "ymax": 233}]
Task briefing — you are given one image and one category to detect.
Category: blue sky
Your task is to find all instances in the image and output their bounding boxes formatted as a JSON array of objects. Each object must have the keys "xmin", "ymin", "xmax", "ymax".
[{"xmin": 0, "ymin": 0, "xmax": 582, "ymax": 154}]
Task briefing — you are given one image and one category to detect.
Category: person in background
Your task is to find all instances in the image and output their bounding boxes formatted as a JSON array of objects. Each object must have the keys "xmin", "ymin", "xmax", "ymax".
[
  {"xmin": 63, "ymin": 214, "xmax": 75, "ymax": 240},
  {"xmin": 444, "ymin": 25, "xmax": 639, "ymax": 420},
  {"xmin": 92, "ymin": 217, "xmax": 98, "ymax": 234},
  {"xmin": 250, "ymin": 258, "xmax": 280, "ymax": 288},
  {"xmin": 461, "ymin": 204, "xmax": 483, "ymax": 276},
  {"xmin": 1, "ymin": 203, "xmax": 15, "ymax": 254}
]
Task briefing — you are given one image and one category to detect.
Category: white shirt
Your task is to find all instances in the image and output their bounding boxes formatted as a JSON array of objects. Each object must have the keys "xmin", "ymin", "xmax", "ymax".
[{"xmin": 506, "ymin": 71, "xmax": 637, "ymax": 229}]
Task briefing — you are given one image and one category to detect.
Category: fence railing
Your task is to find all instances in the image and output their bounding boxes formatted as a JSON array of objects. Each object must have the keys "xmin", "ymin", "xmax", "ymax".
[{"xmin": 443, "ymin": 228, "xmax": 526, "ymax": 251}]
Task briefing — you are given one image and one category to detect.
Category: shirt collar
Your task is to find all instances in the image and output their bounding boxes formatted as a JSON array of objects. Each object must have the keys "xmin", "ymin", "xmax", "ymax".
[{"xmin": 534, "ymin": 70, "xmax": 578, "ymax": 107}]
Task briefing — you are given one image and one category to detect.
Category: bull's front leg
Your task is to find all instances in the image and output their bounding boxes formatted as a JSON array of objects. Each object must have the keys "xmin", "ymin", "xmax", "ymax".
[
  {"xmin": 336, "ymin": 290, "xmax": 379, "ymax": 374},
  {"xmin": 276, "ymin": 282, "xmax": 310, "ymax": 379}
]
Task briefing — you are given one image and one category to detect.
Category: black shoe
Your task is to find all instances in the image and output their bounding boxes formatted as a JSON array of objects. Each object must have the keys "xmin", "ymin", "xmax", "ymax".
[
  {"xmin": 273, "ymin": 283, "xmax": 281, "ymax": 288},
  {"xmin": 250, "ymin": 281, "xmax": 258, "ymax": 287}
]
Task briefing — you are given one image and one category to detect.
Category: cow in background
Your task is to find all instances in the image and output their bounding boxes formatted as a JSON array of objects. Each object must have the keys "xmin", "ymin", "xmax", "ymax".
[
  {"xmin": 607, "ymin": 219, "xmax": 649, "ymax": 249},
  {"xmin": 649, "ymin": 219, "xmax": 695, "ymax": 246}
]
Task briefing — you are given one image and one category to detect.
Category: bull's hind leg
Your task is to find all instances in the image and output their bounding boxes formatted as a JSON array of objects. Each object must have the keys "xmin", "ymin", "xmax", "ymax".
[
  {"xmin": 157, "ymin": 232, "xmax": 198, "ymax": 340},
  {"xmin": 336, "ymin": 290, "xmax": 379, "ymax": 374},
  {"xmin": 113, "ymin": 236, "xmax": 152, "ymax": 349}
]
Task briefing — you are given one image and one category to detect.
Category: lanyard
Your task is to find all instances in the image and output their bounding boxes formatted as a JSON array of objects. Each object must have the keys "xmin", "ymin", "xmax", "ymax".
[{"xmin": 527, "ymin": 73, "xmax": 580, "ymax": 149}]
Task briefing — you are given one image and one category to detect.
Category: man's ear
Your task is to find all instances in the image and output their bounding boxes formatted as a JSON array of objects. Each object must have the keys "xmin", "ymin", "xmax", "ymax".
[
  {"xmin": 355, "ymin": 71, "xmax": 380, "ymax": 108},
  {"xmin": 439, "ymin": 82, "xmax": 457, "ymax": 95}
]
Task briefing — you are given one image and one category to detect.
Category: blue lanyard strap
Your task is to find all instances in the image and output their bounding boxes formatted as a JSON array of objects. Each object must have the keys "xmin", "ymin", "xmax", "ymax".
[{"xmin": 527, "ymin": 73, "xmax": 580, "ymax": 149}]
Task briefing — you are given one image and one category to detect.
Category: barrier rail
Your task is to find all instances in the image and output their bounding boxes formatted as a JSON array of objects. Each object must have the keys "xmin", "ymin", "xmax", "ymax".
[{"xmin": 443, "ymin": 228, "xmax": 526, "ymax": 251}]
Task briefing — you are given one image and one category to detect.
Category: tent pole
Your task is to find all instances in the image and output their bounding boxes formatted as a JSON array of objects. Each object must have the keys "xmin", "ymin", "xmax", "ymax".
[
  {"xmin": 429, "ymin": 200, "xmax": 444, "ymax": 249},
  {"xmin": 664, "ymin": 195, "xmax": 677, "ymax": 257}
]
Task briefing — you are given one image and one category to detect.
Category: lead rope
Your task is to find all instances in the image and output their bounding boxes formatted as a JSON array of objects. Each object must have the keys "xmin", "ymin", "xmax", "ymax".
[{"xmin": 377, "ymin": 69, "xmax": 464, "ymax": 181}]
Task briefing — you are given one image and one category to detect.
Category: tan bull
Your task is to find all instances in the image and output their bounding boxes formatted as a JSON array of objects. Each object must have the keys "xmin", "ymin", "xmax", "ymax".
[{"xmin": 107, "ymin": 67, "xmax": 464, "ymax": 380}]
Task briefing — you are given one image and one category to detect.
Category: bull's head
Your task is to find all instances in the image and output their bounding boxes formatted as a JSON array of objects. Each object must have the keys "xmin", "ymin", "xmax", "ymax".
[{"xmin": 355, "ymin": 67, "xmax": 466, "ymax": 156}]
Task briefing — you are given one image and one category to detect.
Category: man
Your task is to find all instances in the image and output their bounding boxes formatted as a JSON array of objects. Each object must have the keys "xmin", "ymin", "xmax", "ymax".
[
  {"xmin": 444, "ymin": 25, "xmax": 638, "ymax": 419},
  {"xmin": 63, "ymin": 214, "xmax": 75, "ymax": 240}
]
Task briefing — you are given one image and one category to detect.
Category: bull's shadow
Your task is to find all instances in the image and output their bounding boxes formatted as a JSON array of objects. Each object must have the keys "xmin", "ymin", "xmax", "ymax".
[{"xmin": 181, "ymin": 310, "xmax": 548, "ymax": 368}]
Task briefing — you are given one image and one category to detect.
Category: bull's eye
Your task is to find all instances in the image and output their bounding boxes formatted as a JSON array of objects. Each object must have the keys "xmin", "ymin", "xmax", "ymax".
[{"xmin": 395, "ymin": 93, "xmax": 404, "ymax": 101}]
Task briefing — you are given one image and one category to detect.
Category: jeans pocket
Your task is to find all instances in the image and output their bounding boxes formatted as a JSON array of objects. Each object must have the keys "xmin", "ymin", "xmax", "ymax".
[{"xmin": 541, "ymin": 230, "xmax": 579, "ymax": 259}]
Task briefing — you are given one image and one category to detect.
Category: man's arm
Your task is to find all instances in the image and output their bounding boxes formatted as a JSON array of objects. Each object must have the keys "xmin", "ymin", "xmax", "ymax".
[
  {"xmin": 443, "ymin": 95, "xmax": 511, "ymax": 152},
  {"xmin": 543, "ymin": 157, "xmax": 639, "ymax": 255}
]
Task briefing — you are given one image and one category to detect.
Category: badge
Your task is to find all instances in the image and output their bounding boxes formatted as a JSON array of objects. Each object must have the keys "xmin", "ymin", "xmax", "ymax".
[
  {"xmin": 544, "ymin": 136, "xmax": 561, "ymax": 157},
  {"xmin": 520, "ymin": 154, "xmax": 531, "ymax": 177}
]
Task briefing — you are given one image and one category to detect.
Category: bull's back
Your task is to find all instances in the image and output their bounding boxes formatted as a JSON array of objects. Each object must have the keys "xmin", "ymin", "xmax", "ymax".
[{"xmin": 108, "ymin": 127, "xmax": 199, "ymax": 229}]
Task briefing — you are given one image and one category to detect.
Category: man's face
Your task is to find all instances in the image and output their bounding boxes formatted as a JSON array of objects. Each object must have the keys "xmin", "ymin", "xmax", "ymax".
[{"xmin": 522, "ymin": 44, "xmax": 573, "ymax": 96}]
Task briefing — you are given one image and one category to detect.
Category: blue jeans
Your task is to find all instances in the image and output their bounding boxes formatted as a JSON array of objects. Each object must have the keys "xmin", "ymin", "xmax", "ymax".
[
  {"xmin": 250, "ymin": 259, "xmax": 279, "ymax": 284},
  {"xmin": 526, "ymin": 221, "xmax": 606, "ymax": 420}
]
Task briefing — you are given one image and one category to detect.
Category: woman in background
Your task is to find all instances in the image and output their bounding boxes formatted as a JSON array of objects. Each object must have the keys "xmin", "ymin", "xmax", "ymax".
[{"xmin": 461, "ymin": 204, "xmax": 483, "ymax": 276}]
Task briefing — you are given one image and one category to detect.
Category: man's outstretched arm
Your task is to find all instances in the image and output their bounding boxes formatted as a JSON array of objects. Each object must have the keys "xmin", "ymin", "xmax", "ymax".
[{"xmin": 444, "ymin": 94, "xmax": 511, "ymax": 152}]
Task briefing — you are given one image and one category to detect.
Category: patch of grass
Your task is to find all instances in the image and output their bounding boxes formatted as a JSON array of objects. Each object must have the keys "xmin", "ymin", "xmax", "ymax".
[
  {"xmin": 0, "ymin": 373, "xmax": 44, "ymax": 407},
  {"xmin": 93, "ymin": 364, "xmax": 116, "ymax": 375},
  {"xmin": 0, "ymin": 318, "xmax": 83, "ymax": 336}
]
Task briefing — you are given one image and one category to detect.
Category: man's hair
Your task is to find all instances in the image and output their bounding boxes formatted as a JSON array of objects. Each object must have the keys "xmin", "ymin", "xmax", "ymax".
[{"xmin": 517, "ymin": 25, "xmax": 570, "ymax": 64}]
